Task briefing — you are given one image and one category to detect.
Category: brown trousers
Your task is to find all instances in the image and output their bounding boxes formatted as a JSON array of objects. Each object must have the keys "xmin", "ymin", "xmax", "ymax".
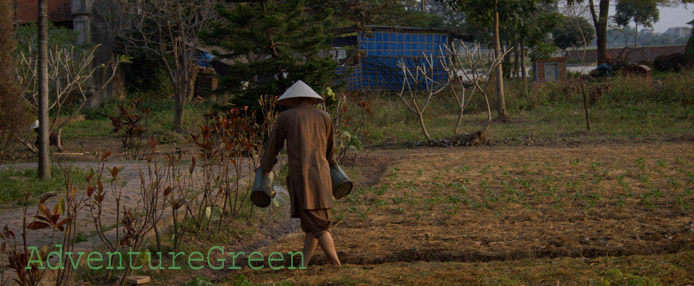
[{"xmin": 298, "ymin": 209, "xmax": 332, "ymax": 237}]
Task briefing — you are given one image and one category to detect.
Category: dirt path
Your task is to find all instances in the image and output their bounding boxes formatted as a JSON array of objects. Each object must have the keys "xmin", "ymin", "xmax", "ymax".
[
  {"xmin": 0, "ymin": 161, "xmax": 151, "ymax": 253},
  {"xmin": 0, "ymin": 157, "xmax": 278, "ymax": 255}
]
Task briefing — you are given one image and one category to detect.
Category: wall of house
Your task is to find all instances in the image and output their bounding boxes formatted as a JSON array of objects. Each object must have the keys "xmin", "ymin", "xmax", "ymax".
[
  {"xmin": 533, "ymin": 57, "xmax": 567, "ymax": 83},
  {"xmin": 14, "ymin": 0, "xmax": 126, "ymax": 107},
  {"xmin": 14, "ymin": 0, "xmax": 72, "ymax": 25},
  {"xmin": 86, "ymin": 0, "xmax": 127, "ymax": 107},
  {"xmin": 340, "ymin": 29, "xmax": 450, "ymax": 91},
  {"xmin": 566, "ymin": 45, "xmax": 686, "ymax": 63}
]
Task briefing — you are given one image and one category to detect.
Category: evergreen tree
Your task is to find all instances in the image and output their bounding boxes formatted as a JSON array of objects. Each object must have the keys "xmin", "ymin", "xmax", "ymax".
[
  {"xmin": 200, "ymin": 0, "xmax": 337, "ymax": 109},
  {"xmin": 308, "ymin": 0, "xmax": 448, "ymax": 30}
]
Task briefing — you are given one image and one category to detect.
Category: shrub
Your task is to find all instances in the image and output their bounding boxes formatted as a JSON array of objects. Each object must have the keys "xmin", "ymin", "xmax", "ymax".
[
  {"xmin": 605, "ymin": 74, "xmax": 656, "ymax": 103},
  {"xmin": 653, "ymin": 53, "xmax": 693, "ymax": 72},
  {"xmin": 324, "ymin": 90, "xmax": 372, "ymax": 163},
  {"xmin": 0, "ymin": 0, "xmax": 31, "ymax": 153},
  {"xmin": 82, "ymin": 100, "xmax": 118, "ymax": 120},
  {"xmin": 657, "ymin": 70, "xmax": 694, "ymax": 105},
  {"xmin": 109, "ymin": 98, "xmax": 151, "ymax": 159},
  {"xmin": 122, "ymin": 54, "xmax": 173, "ymax": 97},
  {"xmin": 13, "ymin": 21, "xmax": 90, "ymax": 55}
]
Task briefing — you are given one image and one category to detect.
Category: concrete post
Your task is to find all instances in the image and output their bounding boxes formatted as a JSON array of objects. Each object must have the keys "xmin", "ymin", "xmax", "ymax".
[{"xmin": 71, "ymin": 0, "xmax": 91, "ymax": 44}]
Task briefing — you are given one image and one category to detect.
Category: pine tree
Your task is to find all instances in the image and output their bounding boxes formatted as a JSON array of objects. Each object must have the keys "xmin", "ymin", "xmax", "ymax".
[{"xmin": 200, "ymin": 0, "xmax": 337, "ymax": 109}]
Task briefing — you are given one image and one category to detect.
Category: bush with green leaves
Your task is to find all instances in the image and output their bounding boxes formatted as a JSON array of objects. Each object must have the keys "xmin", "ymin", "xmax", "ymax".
[
  {"xmin": 529, "ymin": 41, "xmax": 559, "ymax": 61},
  {"xmin": 14, "ymin": 22, "xmax": 92, "ymax": 56}
]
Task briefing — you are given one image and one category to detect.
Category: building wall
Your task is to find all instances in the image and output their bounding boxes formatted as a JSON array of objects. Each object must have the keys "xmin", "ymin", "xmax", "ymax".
[
  {"xmin": 342, "ymin": 29, "xmax": 450, "ymax": 91},
  {"xmin": 14, "ymin": 0, "xmax": 73, "ymax": 25},
  {"xmin": 566, "ymin": 45, "xmax": 686, "ymax": 63},
  {"xmin": 533, "ymin": 57, "xmax": 567, "ymax": 83},
  {"xmin": 14, "ymin": 0, "xmax": 126, "ymax": 106}
]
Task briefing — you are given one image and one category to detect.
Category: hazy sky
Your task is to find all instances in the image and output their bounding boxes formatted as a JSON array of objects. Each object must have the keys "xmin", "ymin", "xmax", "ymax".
[
  {"xmin": 560, "ymin": 2, "xmax": 692, "ymax": 32},
  {"xmin": 647, "ymin": 4, "xmax": 692, "ymax": 32}
]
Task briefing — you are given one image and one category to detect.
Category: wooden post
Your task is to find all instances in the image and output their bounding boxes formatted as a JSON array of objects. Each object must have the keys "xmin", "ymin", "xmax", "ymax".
[{"xmin": 581, "ymin": 85, "xmax": 591, "ymax": 131}]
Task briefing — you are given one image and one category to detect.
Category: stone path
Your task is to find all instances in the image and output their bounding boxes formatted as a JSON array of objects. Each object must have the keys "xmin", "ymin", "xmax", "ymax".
[{"xmin": 0, "ymin": 159, "xmax": 287, "ymax": 255}]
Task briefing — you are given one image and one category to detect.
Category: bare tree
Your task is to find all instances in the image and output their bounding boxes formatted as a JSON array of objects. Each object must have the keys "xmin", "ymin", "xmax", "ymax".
[
  {"xmin": 441, "ymin": 41, "xmax": 511, "ymax": 144},
  {"xmin": 397, "ymin": 53, "xmax": 448, "ymax": 141},
  {"xmin": 95, "ymin": 0, "xmax": 220, "ymax": 131},
  {"xmin": 17, "ymin": 45, "xmax": 125, "ymax": 152},
  {"xmin": 396, "ymin": 41, "xmax": 511, "ymax": 143},
  {"xmin": 562, "ymin": 3, "xmax": 594, "ymax": 69}
]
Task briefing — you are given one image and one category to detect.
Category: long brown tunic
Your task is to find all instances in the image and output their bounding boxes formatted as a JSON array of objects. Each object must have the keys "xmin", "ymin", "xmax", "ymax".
[{"xmin": 261, "ymin": 104, "xmax": 336, "ymax": 218}]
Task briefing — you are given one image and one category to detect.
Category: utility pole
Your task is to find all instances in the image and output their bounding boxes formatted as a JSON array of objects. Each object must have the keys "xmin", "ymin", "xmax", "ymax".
[{"xmin": 38, "ymin": 0, "xmax": 51, "ymax": 179}]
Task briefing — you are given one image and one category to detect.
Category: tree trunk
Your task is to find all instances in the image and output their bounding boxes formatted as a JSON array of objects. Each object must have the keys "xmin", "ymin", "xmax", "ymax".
[
  {"xmin": 38, "ymin": 0, "xmax": 51, "ymax": 179},
  {"xmin": 581, "ymin": 86, "xmax": 591, "ymax": 131},
  {"xmin": 634, "ymin": 22, "xmax": 638, "ymax": 48},
  {"xmin": 520, "ymin": 38, "xmax": 527, "ymax": 82},
  {"xmin": 514, "ymin": 41, "xmax": 520, "ymax": 78},
  {"xmin": 520, "ymin": 38, "xmax": 528, "ymax": 97},
  {"xmin": 503, "ymin": 41, "xmax": 511, "ymax": 79},
  {"xmin": 172, "ymin": 86, "xmax": 185, "ymax": 131},
  {"xmin": 417, "ymin": 111, "xmax": 432, "ymax": 141},
  {"xmin": 493, "ymin": 0, "xmax": 506, "ymax": 119},
  {"xmin": 590, "ymin": 0, "xmax": 610, "ymax": 64}
]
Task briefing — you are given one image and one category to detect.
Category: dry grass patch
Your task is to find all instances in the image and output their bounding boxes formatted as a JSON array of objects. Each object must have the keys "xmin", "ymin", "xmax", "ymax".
[
  {"xmin": 222, "ymin": 142, "xmax": 694, "ymax": 285},
  {"xmin": 226, "ymin": 251, "xmax": 693, "ymax": 285}
]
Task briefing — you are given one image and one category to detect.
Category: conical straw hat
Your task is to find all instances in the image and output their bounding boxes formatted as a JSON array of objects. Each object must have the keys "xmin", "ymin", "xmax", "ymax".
[{"xmin": 276, "ymin": 80, "xmax": 324, "ymax": 105}]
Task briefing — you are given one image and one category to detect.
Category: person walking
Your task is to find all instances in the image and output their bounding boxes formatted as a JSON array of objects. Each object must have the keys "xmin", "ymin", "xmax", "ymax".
[{"xmin": 260, "ymin": 80, "xmax": 341, "ymax": 266}]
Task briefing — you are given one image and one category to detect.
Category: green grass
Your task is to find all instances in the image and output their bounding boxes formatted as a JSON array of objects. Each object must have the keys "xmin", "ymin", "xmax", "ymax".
[
  {"xmin": 0, "ymin": 165, "xmax": 89, "ymax": 206},
  {"xmin": 362, "ymin": 97, "xmax": 692, "ymax": 145},
  {"xmin": 57, "ymin": 71, "xmax": 694, "ymax": 148},
  {"xmin": 61, "ymin": 119, "xmax": 112, "ymax": 139},
  {"xmin": 62, "ymin": 94, "xmax": 215, "ymax": 144}
]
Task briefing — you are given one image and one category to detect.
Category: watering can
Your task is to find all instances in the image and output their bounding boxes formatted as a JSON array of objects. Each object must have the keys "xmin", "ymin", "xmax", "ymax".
[
  {"xmin": 252, "ymin": 163, "xmax": 353, "ymax": 206},
  {"xmin": 330, "ymin": 164, "xmax": 353, "ymax": 200},
  {"xmin": 251, "ymin": 168, "xmax": 276, "ymax": 207}
]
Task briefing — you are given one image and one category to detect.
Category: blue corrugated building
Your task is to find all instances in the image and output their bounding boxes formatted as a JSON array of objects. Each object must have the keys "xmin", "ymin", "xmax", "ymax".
[{"xmin": 331, "ymin": 25, "xmax": 471, "ymax": 91}]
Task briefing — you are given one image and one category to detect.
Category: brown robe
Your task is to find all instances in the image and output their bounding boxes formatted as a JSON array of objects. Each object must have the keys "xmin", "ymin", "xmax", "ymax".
[{"xmin": 261, "ymin": 104, "xmax": 336, "ymax": 218}]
